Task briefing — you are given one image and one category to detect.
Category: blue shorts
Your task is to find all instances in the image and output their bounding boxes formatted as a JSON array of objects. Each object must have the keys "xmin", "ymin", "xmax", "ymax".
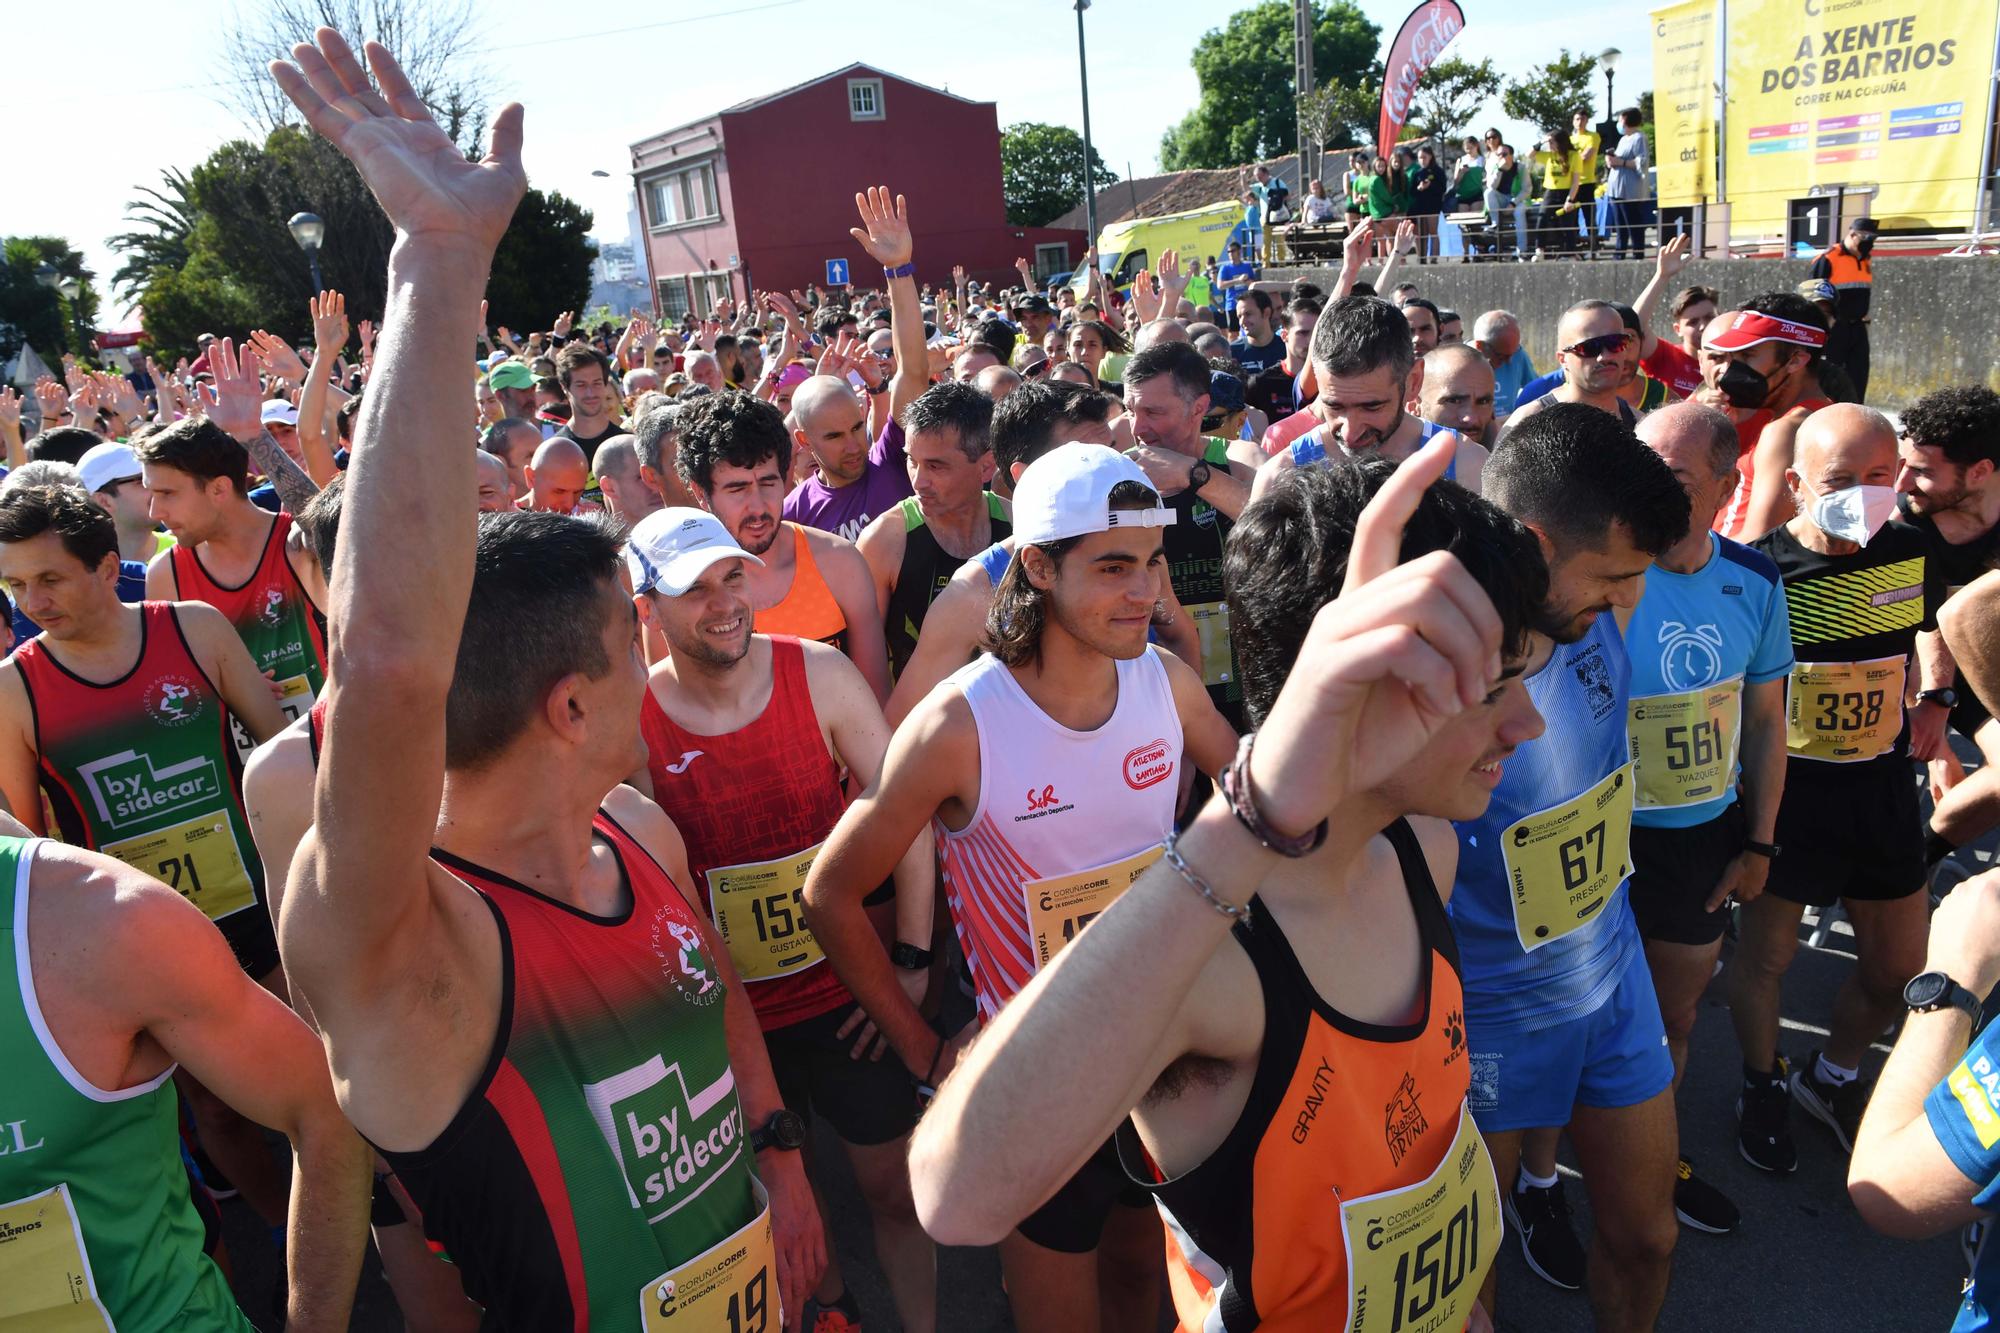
[{"xmin": 1463, "ymin": 958, "xmax": 1674, "ymax": 1133}]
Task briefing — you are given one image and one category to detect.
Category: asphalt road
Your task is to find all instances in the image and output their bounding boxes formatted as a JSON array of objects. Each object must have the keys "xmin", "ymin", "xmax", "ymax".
[{"xmin": 222, "ymin": 754, "xmax": 1989, "ymax": 1332}]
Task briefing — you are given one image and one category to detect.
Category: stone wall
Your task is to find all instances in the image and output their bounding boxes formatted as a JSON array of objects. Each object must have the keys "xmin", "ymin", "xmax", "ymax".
[{"xmin": 1269, "ymin": 255, "xmax": 2000, "ymax": 410}]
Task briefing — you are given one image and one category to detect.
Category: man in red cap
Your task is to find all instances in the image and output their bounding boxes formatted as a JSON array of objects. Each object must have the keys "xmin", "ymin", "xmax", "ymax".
[{"xmin": 1695, "ymin": 294, "xmax": 1832, "ymax": 541}]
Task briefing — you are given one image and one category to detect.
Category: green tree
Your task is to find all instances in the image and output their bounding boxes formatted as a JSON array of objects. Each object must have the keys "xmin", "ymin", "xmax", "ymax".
[
  {"xmin": 1406, "ymin": 56, "xmax": 1503, "ymax": 146},
  {"xmin": 1001, "ymin": 123, "xmax": 1117, "ymax": 228},
  {"xmin": 1501, "ymin": 50, "xmax": 1600, "ymax": 135},
  {"xmin": 1162, "ymin": 0, "xmax": 1382, "ymax": 170},
  {"xmin": 108, "ymin": 169, "xmax": 196, "ymax": 307},
  {"xmin": 0, "ymin": 238, "xmax": 100, "ymax": 367},
  {"xmin": 486, "ymin": 189, "xmax": 597, "ymax": 334},
  {"xmin": 1296, "ymin": 75, "xmax": 1379, "ymax": 178}
]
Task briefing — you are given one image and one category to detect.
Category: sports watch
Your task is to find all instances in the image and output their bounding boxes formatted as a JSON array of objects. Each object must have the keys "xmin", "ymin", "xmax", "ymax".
[
  {"xmin": 1904, "ymin": 971, "xmax": 1984, "ymax": 1024},
  {"xmin": 890, "ymin": 941, "xmax": 933, "ymax": 971},
  {"xmin": 749, "ymin": 1109, "xmax": 807, "ymax": 1153},
  {"xmin": 1186, "ymin": 459, "xmax": 1212, "ymax": 493},
  {"xmin": 1742, "ymin": 840, "xmax": 1781, "ymax": 860},
  {"xmin": 1918, "ymin": 687, "xmax": 1960, "ymax": 709}
]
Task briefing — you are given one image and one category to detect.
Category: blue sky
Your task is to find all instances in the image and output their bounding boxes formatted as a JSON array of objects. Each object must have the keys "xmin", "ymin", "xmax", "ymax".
[{"xmin": 5, "ymin": 0, "xmax": 1658, "ymax": 316}]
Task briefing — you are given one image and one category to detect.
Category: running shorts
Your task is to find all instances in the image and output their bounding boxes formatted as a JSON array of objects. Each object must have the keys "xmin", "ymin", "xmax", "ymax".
[
  {"xmin": 1016, "ymin": 1134, "xmax": 1152, "ymax": 1254},
  {"xmin": 1630, "ymin": 803, "xmax": 1746, "ymax": 947},
  {"xmin": 1465, "ymin": 958, "xmax": 1674, "ymax": 1133},
  {"xmin": 766, "ymin": 1002, "xmax": 919, "ymax": 1147},
  {"xmin": 1765, "ymin": 760, "xmax": 1925, "ymax": 908}
]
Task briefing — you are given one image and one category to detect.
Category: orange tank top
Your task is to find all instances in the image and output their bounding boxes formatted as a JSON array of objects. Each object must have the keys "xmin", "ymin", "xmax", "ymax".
[
  {"xmin": 1120, "ymin": 819, "xmax": 1497, "ymax": 1333},
  {"xmin": 753, "ymin": 523, "xmax": 847, "ymax": 653}
]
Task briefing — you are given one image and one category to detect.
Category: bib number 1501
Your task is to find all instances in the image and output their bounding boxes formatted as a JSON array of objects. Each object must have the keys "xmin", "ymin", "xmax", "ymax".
[{"xmin": 1388, "ymin": 1191, "xmax": 1483, "ymax": 1332}]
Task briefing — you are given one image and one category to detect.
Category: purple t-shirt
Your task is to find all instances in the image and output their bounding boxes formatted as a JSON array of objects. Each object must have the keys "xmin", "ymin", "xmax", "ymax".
[{"xmin": 782, "ymin": 418, "xmax": 914, "ymax": 542}]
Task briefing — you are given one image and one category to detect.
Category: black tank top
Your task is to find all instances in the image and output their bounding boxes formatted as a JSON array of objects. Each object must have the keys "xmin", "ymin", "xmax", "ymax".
[
  {"xmin": 1162, "ymin": 439, "xmax": 1241, "ymax": 727},
  {"xmin": 883, "ymin": 494, "xmax": 1010, "ymax": 680}
]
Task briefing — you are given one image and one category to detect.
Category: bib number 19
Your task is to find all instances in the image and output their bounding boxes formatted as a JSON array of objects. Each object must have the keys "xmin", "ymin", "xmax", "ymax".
[
  {"xmin": 655, "ymin": 1268, "xmax": 766, "ymax": 1332},
  {"xmin": 1388, "ymin": 1191, "xmax": 1483, "ymax": 1333}
]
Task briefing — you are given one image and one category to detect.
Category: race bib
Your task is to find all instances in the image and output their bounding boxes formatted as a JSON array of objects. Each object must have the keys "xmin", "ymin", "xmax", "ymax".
[
  {"xmin": 1186, "ymin": 601, "xmax": 1234, "ymax": 688},
  {"xmin": 101, "ymin": 811, "xmax": 256, "ymax": 923},
  {"xmin": 639, "ymin": 1178, "xmax": 776, "ymax": 1333},
  {"xmin": 230, "ymin": 674, "xmax": 316, "ymax": 762},
  {"xmin": 1501, "ymin": 763, "xmax": 1634, "ymax": 952},
  {"xmin": 1628, "ymin": 679, "xmax": 1742, "ymax": 810},
  {"xmin": 705, "ymin": 842, "xmax": 826, "ymax": 983},
  {"xmin": 1023, "ymin": 845, "xmax": 1163, "ymax": 970},
  {"xmin": 1340, "ymin": 1104, "xmax": 1500, "ymax": 1333},
  {"xmin": 1786, "ymin": 658, "xmax": 1905, "ymax": 763},
  {"xmin": 0, "ymin": 1183, "xmax": 113, "ymax": 1331}
]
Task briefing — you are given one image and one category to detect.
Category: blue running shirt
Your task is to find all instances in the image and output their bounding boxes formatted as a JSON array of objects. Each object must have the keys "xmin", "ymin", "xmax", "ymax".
[
  {"xmin": 1626, "ymin": 534, "xmax": 1794, "ymax": 830},
  {"xmin": 1450, "ymin": 614, "xmax": 1641, "ymax": 1033},
  {"xmin": 1926, "ymin": 1020, "xmax": 2000, "ymax": 1332},
  {"xmin": 1288, "ymin": 419, "xmax": 1453, "ymax": 474}
]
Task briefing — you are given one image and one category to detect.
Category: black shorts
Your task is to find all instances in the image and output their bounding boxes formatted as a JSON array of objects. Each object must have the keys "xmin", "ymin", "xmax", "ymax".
[
  {"xmin": 1015, "ymin": 1134, "xmax": 1151, "ymax": 1254},
  {"xmin": 1765, "ymin": 760, "xmax": 1926, "ymax": 907},
  {"xmin": 224, "ymin": 907, "xmax": 280, "ymax": 981},
  {"xmin": 766, "ymin": 1002, "xmax": 918, "ymax": 1148},
  {"xmin": 1952, "ymin": 689, "xmax": 1993, "ymax": 741},
  {"xmin": 1629, "ymin": 803, "xmax": 1746, "ymax": 947}
]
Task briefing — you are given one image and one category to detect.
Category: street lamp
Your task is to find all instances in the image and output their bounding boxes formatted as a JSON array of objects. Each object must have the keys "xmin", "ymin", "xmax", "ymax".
[
  {"xmin": 1075, "ymin": 0, "xmax": 1097, "ymax": 283},
  {"xmin": 288, "ymin": 211, "xmax": 326, "ymax": 293},
  {"xmin": 57, "ymin": 277, "xmax": 80, "ymax": 304},
  {"xmin": 1599, "ymin": 47, "xmax": 1622, "ymax": 122},
  {"xmin": 34, "ymin": 262, "xmax": 59, "ymax": 290}
]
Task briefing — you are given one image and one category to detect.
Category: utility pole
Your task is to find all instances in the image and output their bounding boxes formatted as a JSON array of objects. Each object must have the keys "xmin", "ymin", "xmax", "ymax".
[
  {"xmin": 1076, "ymin": 0, "xmax": 1099, "ymax": 255},
  {"xmin": 1295, "ymin": 0, "xmax": 1316, "ymax": 189}
]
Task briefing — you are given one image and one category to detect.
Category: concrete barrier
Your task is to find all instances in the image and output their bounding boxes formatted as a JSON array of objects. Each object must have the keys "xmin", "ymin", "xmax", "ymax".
[{"xmin": 1269, "ymin": 254, "xmax": 2000, "ymax": 410}]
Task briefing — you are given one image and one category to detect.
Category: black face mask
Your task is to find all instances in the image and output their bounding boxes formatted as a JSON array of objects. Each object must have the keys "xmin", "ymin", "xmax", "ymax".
[
  {"xmin": 1719, "ymin": 359, "xmax": 1773, "ymax": 409},
  {"xmin": 1855, "ymin": 238, "xmax": 1875, "ymax": 258}
]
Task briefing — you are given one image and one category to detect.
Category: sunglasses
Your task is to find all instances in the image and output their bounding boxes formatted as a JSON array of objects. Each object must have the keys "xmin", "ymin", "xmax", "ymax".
[{"xmin": 1562, "ymin": 332, "xmax": 1634, "ymax": 358}]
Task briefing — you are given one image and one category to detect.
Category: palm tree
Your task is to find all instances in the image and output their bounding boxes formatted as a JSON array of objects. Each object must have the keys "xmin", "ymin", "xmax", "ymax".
[{"xmin": 108, "ymin": 168, "xmax": 196, "ymax": 305}]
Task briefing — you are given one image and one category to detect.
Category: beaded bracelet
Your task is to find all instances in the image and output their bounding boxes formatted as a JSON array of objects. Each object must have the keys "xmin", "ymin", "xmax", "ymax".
[{"xmin": 1220, "ymin": 731, "xmax": 1329, "ymax": 858}]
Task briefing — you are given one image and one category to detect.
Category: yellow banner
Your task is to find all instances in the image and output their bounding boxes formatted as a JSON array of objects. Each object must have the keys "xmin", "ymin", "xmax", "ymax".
[
  {"xmin": 1722, "ymin": 0, "xmax": 1998, "ymax": 234},
  {"xmin": 1652, "ymin": 0, "xmax": 1720, "ymax": 205}
]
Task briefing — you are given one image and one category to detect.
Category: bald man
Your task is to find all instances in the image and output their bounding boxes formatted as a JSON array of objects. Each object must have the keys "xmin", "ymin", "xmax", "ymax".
[
  {"xmin": 1415, "ymin": 344, "xmax": 1496, "ymax": 489},
  {"xmin": 1729, "ymin": 403, "xmax": 1944, "ymax": 1172},
  {"xmin": 1134, "ymin": 319, "xmax": 1191, "ymax": 351},
  {"xmin": 782, "ymin": 375, "xmax": 915, "ymax": 542},
  {"xmin": 474, "ymin": 450, "xmax": 511, "ymax": 513},
  {"xmin": 972, "ymin": 364, "xmax": 1021, "ymax": 401},
  {"xmin": 592, "ymin": 433, "xmax": 661, "ymax": 526},
  {"xmin": 685, "ymin": 350, "xmax": 724, "ymax": 394},
  {"xmin": 480, "ymin": 417, "xmax": 539, "ymax": 502},
  {"xmin": 516, "ymin": 436, "xmax": 598, "ymax": 514},
  {"xmin": 951, "ymin": 345, "xmax": 1000, "ymax": 383},
  {"xmin": 1500, "ymin": 300, "xmax": 1637, "ymax": 438}
]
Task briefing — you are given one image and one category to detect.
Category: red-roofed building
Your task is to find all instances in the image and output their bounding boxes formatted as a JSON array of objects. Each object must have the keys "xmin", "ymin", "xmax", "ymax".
[{"xmin": 629, "ymin": 64, "xmax": 1084, "ymax": 318}]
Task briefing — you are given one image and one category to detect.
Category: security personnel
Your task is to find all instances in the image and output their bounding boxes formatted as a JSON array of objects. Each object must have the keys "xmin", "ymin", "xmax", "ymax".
[{"xmin": 1808, "ymin": 217, "xmax": 1876, "ymax": 400}]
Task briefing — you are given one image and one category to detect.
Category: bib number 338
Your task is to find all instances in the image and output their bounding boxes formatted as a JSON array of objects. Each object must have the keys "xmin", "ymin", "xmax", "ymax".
[{"xmin": 1501, "ymin": 763, "xmax": 1635, "ymax": 952}]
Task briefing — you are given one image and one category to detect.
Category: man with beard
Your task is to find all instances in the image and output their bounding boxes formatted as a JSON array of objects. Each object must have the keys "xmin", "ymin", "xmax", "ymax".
[
  {"xmin": 676, "ymin": 390, "xmax": 891, "ymax": 700},
  {"xmin": 1454, "ymin": 404, "xmax": 1691, "ymax": 1328},
  {"xmin": 551, "ymin": 343, "xmax": 620, "ymax": 468},
  {"xmin": 1498, "ymin": 301, "xmax": 1637, "ymax": 437},
  {"xmin": 1415, "ymin": 343, "xmax": 1495, "ymax": 492}
]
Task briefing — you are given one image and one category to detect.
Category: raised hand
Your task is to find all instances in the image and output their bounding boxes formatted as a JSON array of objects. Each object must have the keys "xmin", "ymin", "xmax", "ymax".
[
  {"xmin": 0, "ymin": 388, "xmax": 20, "ymax": 430},
  {"xmin": 357, "ymin": 318, "xmax": 376, "ymax": 350},
  {"xmin": 198, "ymin": 337, "xmax": 267, "ymax": 443},
  {"xmin": 98, "ymin": 373, "xmax": 142, "ymax": 420},
  {"xmin": 850, "ymin": 186, "xmax": 913, "ymax": 269},
  {"xmin": 1656, "ymin": 230, "xmax": 1690, "ymax": 279},
  {"xmin": 312, "ymin": 289, "xmax": 350, "ymax": 350},
  {"xmin": 250, "ymin": 328, "xmax": 311, "ymax": 383},
  {"xmin": 269, "ymin": 28, "xmax": 524, "ymax": 250},
  {"xmin": 951, "ymin": 264, "xmax": 966, "ymax": 287},
  {"xmin": 32, "ymin": 377, "xmax": 66, "ymax": 423},
  {"xmin": 1394, "ymin": 218, "xmax": 1417, "ymax": 254},
  {"xmin": 552, "ymin": 309, "xmax": 574, "ymax": 337},
  {"xmin": 1157, "ymin": 248, "xmax": 1187, "ymax": 303}
]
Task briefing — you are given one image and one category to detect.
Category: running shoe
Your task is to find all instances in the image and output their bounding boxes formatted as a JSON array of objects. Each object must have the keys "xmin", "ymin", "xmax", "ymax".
[
  {"xmin": 1503, "ymin": 1175, "xmax": 1586, "ymax": 1291},
  {"xmin": 808, "ymin": 1296, "xmax": 862, "ymax": 1333},
  {"xmin": 1737, "ymin": 1058, "xmax": 1798, "ymax": 1174},
  {"xmin": 1673, "ymin": 1156, "xmax": 1740, "ymax": 1234},
  {"xmin": 1791, "ymin": 1050, "xmax": 1869, "ymax": 1154}
]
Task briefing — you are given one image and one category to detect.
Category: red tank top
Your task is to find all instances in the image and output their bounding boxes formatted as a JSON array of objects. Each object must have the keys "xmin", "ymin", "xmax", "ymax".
[
  {"xmin": 1716, "ymin": 395, "xmax": 1831, "ymax": 538},
  {"xmin": 638, "ymin": 637, "xmax": 851, "ymax": 1031},
  {"xmin": 169, "ymin": 511, "xmax": 328, "ymax": 720},
  {"xmin": 1121, "ymin": 820, "xmax": 1497, "ymax": 1333}
]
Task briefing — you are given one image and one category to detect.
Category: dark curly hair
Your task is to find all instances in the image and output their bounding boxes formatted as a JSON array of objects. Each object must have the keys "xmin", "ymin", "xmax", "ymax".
[
  {"xmin": 1901, "ymin": 386, "xmax": 2000, "ymax": 470},
  {"xmin": 673, "ymin": 390, "xmax": 792, "ymax": 496}
]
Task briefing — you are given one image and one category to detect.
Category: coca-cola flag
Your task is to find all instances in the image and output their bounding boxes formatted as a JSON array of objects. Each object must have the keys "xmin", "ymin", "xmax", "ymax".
[{"xmin": 1377, "ymin": 0, "xmax": 1467, "ymax": 153}]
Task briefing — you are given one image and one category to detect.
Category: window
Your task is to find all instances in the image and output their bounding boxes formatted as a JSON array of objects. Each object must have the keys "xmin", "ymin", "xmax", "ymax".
[
  {"xmin": 848, "ymin": 78, "xmax": 883, "ymax": 121},
  {"xmin": 1034, "ymin": 243, "xmax": 1070, "ymax": 278},
  {"xmin": 646, "ymin": 161, "xmax": 721, "ymax": 229},
  {"xmin": 691, "ymin": 273, "xmax": 733, "ymax": 318},
  {"xmin": 658, "ymin": 277, "xmax": 691, "ymax": 322}
]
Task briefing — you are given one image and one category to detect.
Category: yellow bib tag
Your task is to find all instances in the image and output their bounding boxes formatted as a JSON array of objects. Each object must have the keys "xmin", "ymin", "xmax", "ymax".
[
  {"xmin": 101, "ymin": 811, "xmax": 256, "ymax": 923},
  {"xmin": 0, "ymin": 1183, "xmax": 113, "ymax": 1331},
  {"xmin": 1501, "ymin": 763, "xmax": 1634, "ymax": 952},
  {"xmin": 1786, "ymin": 657, "xmax": 1905, "ymax": 762},
  {"xmin": 1339, "ymin": 1104, "xmax": 1500, "ymax": 1333},
  {"xmin": 1023, "ymin": 845, "xmax": 1164, "ymax": 970},
  {"xmin": 230, "ymin": 675, "xmax": 316, "ymax": 762},
  {"xmin": 639, "ymin": 1178, "xmax": 777, "ymax": 1333},
  {"xmin": 705, "ymin": 843, "xmax": 826, "ymax": 983},
  {"xmin": 1628, "ymin": 679, "xmax": 1742, "ymax": 810},
  {"xmin": 1186, "ymin": 601, "xmax": 1234, "ymax": 689}
]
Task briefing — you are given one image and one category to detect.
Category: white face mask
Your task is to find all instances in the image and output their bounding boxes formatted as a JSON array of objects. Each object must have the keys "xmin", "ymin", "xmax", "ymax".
[{"xmin": 1806, "ymin": 484, "xmax": 1899, "ymax": 546}]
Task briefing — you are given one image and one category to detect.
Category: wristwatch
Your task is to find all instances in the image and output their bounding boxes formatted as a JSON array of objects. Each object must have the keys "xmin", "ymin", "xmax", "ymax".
[
  {"xmin": 1742, "ymin": 840, "xmax": 1781, "ymax": 860},
  {"xmin": 749, "ymin": 1109, "xmax": 807, "ymax": 1153},
  {"xmin": 1186, "ymin": 460, "xmax": 1212, "ymax": 493},
  {"xmin": 890, "ymin": 941, "xmax": 934, "ymax": 971},
  {"xmin": 1918, "ymin": 687, "xmax": 1960, "ymax": 709},
  {"xmin": 1905, "ymin": 971, "xmax": 1984, "ymax": 1024}
]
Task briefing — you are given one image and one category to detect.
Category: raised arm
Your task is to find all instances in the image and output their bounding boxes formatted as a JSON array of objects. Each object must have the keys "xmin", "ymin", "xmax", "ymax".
[
  {"xmin": 850, "ymin": 187, "xmax": 927, "ymax": 428},
  {"xmin": 1635, "ymin": 233, "xmax": 1690, "ymax": 361},
  {"xmin": 270, "ymin": 30, "xmax": 523, "ymax": 981},
  {"xmin": 200, "ymin": 338, "xmax": 322, "ymax": 516},
  {"xmin": 297, "ymin": 290, "xmax": 349, "ymax": 484}
]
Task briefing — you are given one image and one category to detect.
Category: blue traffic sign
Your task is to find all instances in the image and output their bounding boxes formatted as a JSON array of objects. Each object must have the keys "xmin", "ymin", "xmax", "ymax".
[{"xmin": 825, "ymin": 258, "xmax": 850, "ymax": 286}]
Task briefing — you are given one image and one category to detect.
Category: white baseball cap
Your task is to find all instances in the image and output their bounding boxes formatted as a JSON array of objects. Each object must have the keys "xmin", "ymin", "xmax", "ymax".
[
  {"xmin": 260, "ymin": 399, "xmax": 300, "ymax": 427},
  {"xmin": 77, "ymin": 442, "xmax": 142, "ymax": 494},
  {"xmin": 625, "ymin": 507, "xmax": 765, "ymax": 597},
  {"xmin": 1011, "ymin": 442, "xmax": 1176, "ymax": 546}
]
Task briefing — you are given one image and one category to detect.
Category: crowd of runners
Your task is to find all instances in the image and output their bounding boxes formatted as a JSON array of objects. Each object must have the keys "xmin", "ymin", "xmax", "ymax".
[{"xmin": 9, "ymin": 29, "xmax": 2000, "ymax": 1333}]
